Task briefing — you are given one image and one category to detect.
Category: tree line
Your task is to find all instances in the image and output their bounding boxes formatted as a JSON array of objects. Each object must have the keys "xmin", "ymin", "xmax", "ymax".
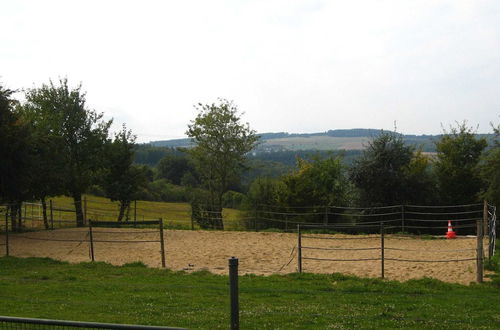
[
  {"xmin": 1, "ymin": 78, "xmax": 499, "ymax": 231},
  {"xmin": 0, "ymin": 79, "xmax": 145, "ymax": 229}
]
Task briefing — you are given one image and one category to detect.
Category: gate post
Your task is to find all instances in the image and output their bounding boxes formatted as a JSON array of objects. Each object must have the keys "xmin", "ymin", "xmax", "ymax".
[{"xmin": 476, "ymin": 216, "xmax": 484, "ymax": 283}]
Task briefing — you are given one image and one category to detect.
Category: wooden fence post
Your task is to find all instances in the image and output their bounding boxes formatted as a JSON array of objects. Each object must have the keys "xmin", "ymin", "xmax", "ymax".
[
  {"xmin": 88, "ymin": 220, "xmax": 95, "ymax": 262},
  {"xmin": 401, "ymin": 205, "xmax": 405, "ymax": 233},
  {"xmin": 134, "ymin": 200, "xmax": 137, "ymax": 223},
  {"xmin": 324, "ymin": 206, "xmax": 328, "ymax": 227},
  {"xmin": 83, "ymin": 197, "xmax": 87, "ymax": 225},
  {"xmin": 380, "ymin": 222, "xmax": 385, "ymax": 279},
  {"xmin": 159, "ymin": 218, "xmax": 166, "ymax": 268},
  {"xmin": 49, "ymin": 200, "xmax": 54, "ymax": 230},
  {"xmin": 298, "ymin": 225, "xmax": 302, "ymax": 273},
  {"xmin": 476, "ymin": 216, "xmax": 484, "ymax": 283},
  {"xmin": 5, "ymin": 209, "xmax": 9, "ymax": 257}
]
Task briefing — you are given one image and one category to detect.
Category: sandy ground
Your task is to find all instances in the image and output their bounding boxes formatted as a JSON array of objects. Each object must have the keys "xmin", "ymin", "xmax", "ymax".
[{"xmin": 0, "ymin": 228, "xmax": 490, "ymax": 285}]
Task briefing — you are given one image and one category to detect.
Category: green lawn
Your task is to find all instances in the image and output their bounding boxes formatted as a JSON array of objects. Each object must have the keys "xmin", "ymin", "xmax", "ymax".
[{"xmin": 0, "ymin": 257, "xmax": 498, "ymax": 329}]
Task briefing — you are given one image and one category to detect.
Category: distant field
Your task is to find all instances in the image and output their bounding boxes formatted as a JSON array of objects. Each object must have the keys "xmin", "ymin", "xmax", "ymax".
[
  {"xmin": 9, "ymin": 195, "xmax": 244, "ymax": 230},
  {"xmin": 260, "ymin": 136, "xmax": 371, "ymax": 151}
]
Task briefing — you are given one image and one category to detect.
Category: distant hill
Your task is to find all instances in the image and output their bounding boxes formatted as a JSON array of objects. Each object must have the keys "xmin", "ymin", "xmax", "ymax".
[{"xmin": 149, "ymin": 129, "xmax": 493, "ymax": 153}]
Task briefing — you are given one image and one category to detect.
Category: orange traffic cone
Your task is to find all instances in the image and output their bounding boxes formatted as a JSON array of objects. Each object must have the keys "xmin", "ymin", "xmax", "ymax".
[{"xmin": 446, "ymin": 220, "xmax": 456, "ymax": 239}]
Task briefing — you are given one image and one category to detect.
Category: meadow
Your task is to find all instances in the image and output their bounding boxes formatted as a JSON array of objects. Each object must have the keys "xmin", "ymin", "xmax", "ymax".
[
  {"xmin": 18, "ymin": 195, "xmax": 244, "ymax": 230},
  {"xmin": 0, "ymin": 257, "xmax": 498, "ymax": 329}
]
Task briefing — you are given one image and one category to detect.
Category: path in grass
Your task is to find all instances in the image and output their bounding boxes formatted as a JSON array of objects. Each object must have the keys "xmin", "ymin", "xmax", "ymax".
[{"xmin": 1, "ymin": 229, "xmax": 489, "ymax": 284}]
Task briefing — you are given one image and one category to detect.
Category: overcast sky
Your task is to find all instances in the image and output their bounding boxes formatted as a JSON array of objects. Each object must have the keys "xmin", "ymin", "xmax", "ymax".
[{"xmin": 1, "ymin": 0, "xmax": 499, "ymax": 142}]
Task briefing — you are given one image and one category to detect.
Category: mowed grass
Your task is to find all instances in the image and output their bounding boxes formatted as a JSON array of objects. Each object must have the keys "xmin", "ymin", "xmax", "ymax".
[
  {"xmin": 45, "ymin": 195, "xmax": 244, "ymax": 230},
  {"xmin": 0, "ymin": 257, "xmax": 498, "ymax": 329}
]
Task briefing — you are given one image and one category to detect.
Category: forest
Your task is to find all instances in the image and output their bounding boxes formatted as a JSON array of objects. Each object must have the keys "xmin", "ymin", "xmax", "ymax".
[{"xmin": 1, "ymin": 79, "xmax": 499, "ymax": 231}]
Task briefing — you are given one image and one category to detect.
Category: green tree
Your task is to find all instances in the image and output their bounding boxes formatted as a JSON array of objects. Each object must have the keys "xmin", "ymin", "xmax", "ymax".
[
  {"xmin": 102, "ymin": 125, "xmax": 146, "ymax": 221},
  {"xmin": 156, "ymin": 152, "xmax": 197, "ymax": 185},
  {"xmin": 24, "ymin": 79, "xmax": 111, "ymax": 227},
  {"xmin": 186, "ymin": 99, "xmax": 259, "ymax": 229},
  {"xmin": 18, "ymin": 102, "xmax": 66, "ymax": 229},
  {"xmin": 435, "ymin": 123, "xmax": 487, "ymax": 204},
  {"xmin": 244, "ymin": 177, "xmax": 286, "ymax": 230},
  {"xmin": 0, "ymin": 84, "xmax": 33, "ymax": 230},
  {"xmin": 350, "ymin": 131, "xmax": 435, "ymax": 206},
  {"xmin": 479, "ymin": 124, "xmax": 500, "ymax": 207},
  {"xmin": 281, "ymin": 155, "xmax": 350, "ymax": 207}
]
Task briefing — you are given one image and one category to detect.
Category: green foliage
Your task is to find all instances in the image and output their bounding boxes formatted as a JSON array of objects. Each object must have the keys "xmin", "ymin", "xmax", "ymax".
[
  {"xmin": 186, "ymin": 99, "xmax": 259, "ymax": 229},
  {"xmin": 350, "ymin": 131, "xmax": 435, "ymax": 206},
  {"xmin": 156, "ymin": 152, "xmax": 197, "ymax": 185},
  {"xmin": 23, "ymin": 79, "xmax": 112, "ymax": 226},
  {"xmin": 479, "ymin": 124, "xmax": 500, "ymax": 207},
  {"xmin": 102, "ymin": 125, "xmax": 147, "ymax": 221},
  {"xmin": 281, "ymin": 155, "xmax": 350, "ymax": 207},
  {"xmin": 145, "ymin": 179, "xmax": 189, "ymax": 202},
  {"xmin": 435, "ymin": 122, "xmax": 488, "ymax": 204},
  {"xmin": 222, "ymin": 190, "xmax": 246, "ymax": 209},
  {"xmin": 0, "ymin": 84, "xmax": 34, "ymax": 230}
]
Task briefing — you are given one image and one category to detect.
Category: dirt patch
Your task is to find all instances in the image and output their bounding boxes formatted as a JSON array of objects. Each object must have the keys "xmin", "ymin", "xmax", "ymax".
[{"xmin": 0, "ymin": 228, "xmax": 488, "ymax": 284}]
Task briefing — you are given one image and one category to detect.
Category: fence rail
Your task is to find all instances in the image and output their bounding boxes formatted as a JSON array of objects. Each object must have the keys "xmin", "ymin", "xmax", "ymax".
[
  {"xmin": 0, "ymin": 316, "xmax": 186, "ymax": 329},
  {"xmin": 296, "ymin": 203, "xmax": 492, "ymax": 283}
]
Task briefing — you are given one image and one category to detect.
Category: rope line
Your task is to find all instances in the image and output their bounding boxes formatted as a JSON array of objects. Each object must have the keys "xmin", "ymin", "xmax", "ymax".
[
  {"xmin": 16, "ymin": 236, "xmax": 88, "ymax": 243},
  {"xmin": 404, "ymin": 210, "xmax": 481, "ymax": 215},
  {"xmin": 385, "ymin": 257, "xmax": 476, "ymax": 263},
  {"xmin": 302, "ymin": 246, "xmax": 379, "ymax": 251},
  {"xmin": 384, "ymin": 247, "xmax": 477, "ymax": 253},
  {"xmin": 92, "ymin": 240, "xmax": 160, "ymax": 243},
  {"xmin": 302, "ymin": 235, "xmax": 379, "ymax": 240},
  {"xmin": 278, "ymin": 246, "xmax": 296, "ymax": 272},
  {"xmin": 304, "ymin": 257, "xmax": 380, "ymax": 262},
  {"xmin": 405, "ymin": 203, "xmax": 482, "ymax": 208},
  {"xmin": 402, "ymin": 217, "xmax": 481, "ymax": 222}
]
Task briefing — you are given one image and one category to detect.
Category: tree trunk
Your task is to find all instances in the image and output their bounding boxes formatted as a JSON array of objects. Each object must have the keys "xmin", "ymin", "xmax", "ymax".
[
  {"xmin": 117, "ymin": 201, "xmax": 129, "ymax": 222},
  {"xmin": 72, "ymin": 193, "xmax": 84, "ymax": 227},
  {"xmin": 41, "ymin": 196, "xmax": 49, "ymax": 230},
  {"xmin": 10, "ymin": 202, "xmax": 21, "ymax": 232}
]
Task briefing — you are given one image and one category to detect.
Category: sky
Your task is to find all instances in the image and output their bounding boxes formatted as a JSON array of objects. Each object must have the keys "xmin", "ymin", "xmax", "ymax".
[{"xmin": 1, "ymin": 0, "xmax": 499, "ymax": 142}]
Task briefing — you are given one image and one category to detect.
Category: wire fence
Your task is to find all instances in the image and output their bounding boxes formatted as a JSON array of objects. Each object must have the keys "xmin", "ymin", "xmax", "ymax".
[
  {"xmin": 0, "ymin": 200, "xmax": 496, "ymax": 284},
  {"xmin": 296, "ymin": 212, "xmax": 491, "ymax": 282}
]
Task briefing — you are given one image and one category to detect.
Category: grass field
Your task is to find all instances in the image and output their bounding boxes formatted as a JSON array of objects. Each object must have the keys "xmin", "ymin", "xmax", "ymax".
[
  {"xmin": 14, "ymin": 195, "xmax": 244, "ymax": 230},
  {"xmin": 0, "ymin": 256, "xmax": 498, "ymax": 329},
  {"xmin": 261, "ymin": 136, "xmax": 371, "ymax": 151}
]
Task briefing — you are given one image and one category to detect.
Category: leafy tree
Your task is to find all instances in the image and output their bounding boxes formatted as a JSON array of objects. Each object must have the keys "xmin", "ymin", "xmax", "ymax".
[
  {"xmin": 156, "ymin": 152, "xmax": 197, "ymax": 185},
  {"xmin": 18, "ymin": 103, "xmax": 67, "ymax": 229},
  {"xmin": 435, "ymin": 123, "xmax": 487, "ymax": 204},
  {"xmin": 0, "ymin": 84, "xmax": 33, "ymax": 230},
  {"xmin": 243, "ymin": 177, "xmax": 286, "ymax": 230},
  {"xmin": 281, "ymin": 155, "xmax": 350, "ymax": 207},
  {"xmin": 350, "ymin": 131, "xmax": 435, "ymax": 206},
  {"xmin": 186, "ymin": 99, "xmax": 259, "ymax": 229},
  {"xmin": 23, "ymin": 79, "xmax": 111, "ymax": 226},
  {"xmin": 479, "ymin": 124, "xmax": 500, "ymax": 207},
  {"xmin": 102, "ymin": 125, "xmax": 146, "ymax": 221}
]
